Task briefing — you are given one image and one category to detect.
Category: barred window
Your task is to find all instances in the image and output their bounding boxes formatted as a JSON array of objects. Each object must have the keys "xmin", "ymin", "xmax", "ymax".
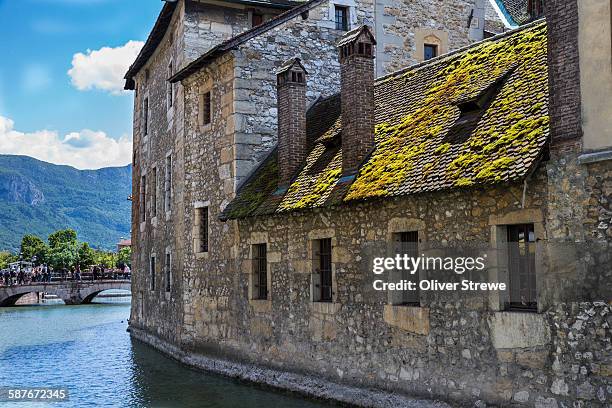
[
  {"xmin": 140, "ymin": 175, "xmax": 146, "ymax": 223},
  {"xmin": 165, "ymin": 252, "xmax": 171, "ymax": 292},
  {"xmin": 506, "ymin": 224, "xmax": 537, "ymax": 311},
  {"xmin": 143, "ymin": 97, "xmax": 149, "ymax": 135},
  {"xmin": 314, "ymin": 238, "xmax": 333, "ymax": 302},
  {"xmin": 167, "ymin": 61, "xmax": 174, "ymax": 109},
  {"xmin": 393, "ymin": 231, "xmax": 419, "ymax": 306},
  {"xmin": 164, "ymin": 155, "xmax": 172, "ymax": 212},
  {"xmin": 201, "ymin": 91, "xmax": 211, "ymax": 125},
  {"xmin": 334, "ymin": 5, "xmax": 348, "ymax": 31},
  {"xmin": 151, "ymin": 167, "xmax": 157, "ymax": 218},
  {"xmin": 198, "ymin": 207, "xmax": 208, "ymax": 253},
  {"xmin": 252, "ymin": 244, "xmax": 267, "ymax": 300},
  {"xmin": 150, "ymin": 255, "xmax": 156, "ymax": 291}
]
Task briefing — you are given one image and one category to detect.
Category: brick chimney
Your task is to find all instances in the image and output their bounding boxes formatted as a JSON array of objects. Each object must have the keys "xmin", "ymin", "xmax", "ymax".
[
  {"xmin": 338, "ymin": 25, "xmax": 376, "ymax": 174},
  {"xmin": 276, "ymin": 57, "xmax": 308, "ymax": 186}
]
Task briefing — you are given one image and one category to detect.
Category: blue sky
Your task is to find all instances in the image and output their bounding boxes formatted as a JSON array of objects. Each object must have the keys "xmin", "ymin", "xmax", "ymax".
[{"xmin": 0, "ymin": 0, "xmax": 161, "ymax": 168}]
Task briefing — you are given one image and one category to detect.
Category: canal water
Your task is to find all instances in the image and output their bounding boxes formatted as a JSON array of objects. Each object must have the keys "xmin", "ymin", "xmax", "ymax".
[{"xmin": 0, "ymin": 297, "xmax": 333, "ymax": 408}]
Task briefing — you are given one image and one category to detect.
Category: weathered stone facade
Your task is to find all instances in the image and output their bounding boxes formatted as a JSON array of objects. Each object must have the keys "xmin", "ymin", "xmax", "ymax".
[{"xmin": 126, "ymin": 0, "xmax": 610, "ymax": 407}]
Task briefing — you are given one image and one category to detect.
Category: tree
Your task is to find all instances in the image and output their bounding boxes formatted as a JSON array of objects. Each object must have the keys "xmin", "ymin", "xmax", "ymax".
[
  {"xmin": 117, "ymin": 247, "xmax": 132, "ymax": 268},
  {"xmin": 0, "ymin": 252, "xmax": 17, "ymax": 270},
  {"xmin": 78, "ymin": 242, "xmax": 96, "ymax": 269},
  {"xmin": 48, "ymin": 229, "xmax": 77, "ymax": 249},
  {"xmin": 47, "ymin": 229, "xmax": 79, "ymax": 270},
  {"xmin": 94, "ymin": 250, "xmax": 117, "ymax": 269},
  {"xmin": 21, "ymin": 234, "xmax": 48, "ymax": 264}
]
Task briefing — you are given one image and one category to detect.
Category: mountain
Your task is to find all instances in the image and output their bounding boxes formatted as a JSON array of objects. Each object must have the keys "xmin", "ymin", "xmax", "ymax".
[{"xmin": 0, "ymin": 155, "xmax": 131, "ymax": 252}]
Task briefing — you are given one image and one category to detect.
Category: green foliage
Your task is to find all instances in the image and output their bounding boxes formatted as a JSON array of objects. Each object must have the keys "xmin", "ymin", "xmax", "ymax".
[
  {"xmin": 94, "ymin": 251, "xmax": 118, "ymax": 269},
  {"xmin": 0, "ymin": 155, "xmax": 131, "ymax": 252},
  {"xmin": 0, "ymin": 252, "xmax": 17, "ymax": 270},
  {"xmin": 117, "ymin": 247, "xmax": 132, "ymax": 268},
  {"xmin": 47, "ymin": 241, "xmax": 79, "ymax": 270},
  {"xmin": 78, "ymin": 242, "xmax": 96, "ymax": 268},
  {"xmin": 49, "ymin": 229, "xmax": 77, "ymax": 248},
  {"xmin": 20, "ymin": 234, "xmax": 48, "ymax": 264}
]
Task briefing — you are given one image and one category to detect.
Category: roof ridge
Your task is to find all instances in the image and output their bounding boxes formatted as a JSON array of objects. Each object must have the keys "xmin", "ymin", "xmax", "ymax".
[{"xmin": 375, "ymin": 18, "xmax": 546, "ymax": 84}]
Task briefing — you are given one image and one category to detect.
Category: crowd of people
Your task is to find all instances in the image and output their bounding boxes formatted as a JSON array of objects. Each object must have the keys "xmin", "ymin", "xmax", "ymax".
[{"xmin": 0, "ymin": 264, "xmax": 131, "ymax": 287}]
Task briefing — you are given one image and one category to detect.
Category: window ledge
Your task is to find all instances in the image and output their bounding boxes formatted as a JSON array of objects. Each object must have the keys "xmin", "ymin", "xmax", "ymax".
[
  {"xmin": 249, "ymin": 299, "xmax": 271, "ymax": 313},
  {"xmin": 489, "ymin": 311, "xmax": 550, "ymax": 349},
  {"xmin": 195, "ymin": 252, "xmax": 209, "ymax": 260},
  {"xmin": 383, "ymin": 304, "xmax": 430, "ymax": 335},
  {"xmin": 310, "ymin": 302, "xmax": 340, "ymax": 315}
]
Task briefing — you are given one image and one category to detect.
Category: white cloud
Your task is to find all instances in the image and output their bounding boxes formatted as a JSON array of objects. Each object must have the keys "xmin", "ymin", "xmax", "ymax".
[
  {"xmin": 68, "ymin": 40, "xmax": 144, "ymax": 95},
  {"xmin": 0, "ymin": 115, "xmax": 132, "ymax": 169}
]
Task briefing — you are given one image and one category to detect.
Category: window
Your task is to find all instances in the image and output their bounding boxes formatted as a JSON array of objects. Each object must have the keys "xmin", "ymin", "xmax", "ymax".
[
  {"xmin": 314, "ymin": 238, "xmax": 333, "ymax": 302},
  {"xmin": 197, "ymin": 207, "xmax": 208, "ymax": 253},
  {"xmin": 527, "ymin": 0, "xmax": 544, "ymax": 19},
  {"xmin": 424, "ymin": 44, "xmax": 438, "ymax": 60},
  {"xmin": 143, "ymin": 97, "xmax": 149, "ymax": 135},
  {"xmin": 150, "ymin": 255, "xmax": 156, "ymax": 291},
  {"xmin": 506, "ymin": 224, "xmax": 537, "ymax": 311},
  {"xmin": 167, "ymin": 62, "xmax": 174, "ymax": 109},
  {"xmin": 140, "ymin": 175, "xmax": 147, "ymax": 223},
  {"xmin": 251, "ymin": 13, "xmax": 264, "ymax": 27},
  {"xmin": 334, "ymin": 5, "xmax": 349, "ymax": 31},
  {"xmin": 392, "ymin": 231, "xmax": 420, "ymax": 306},
  {"xmin": 165, "ymin": 252, "xmax": 171, "ymax": 292},
  {"xmin": 201, "ymin": 91, "xmax": 211, "ymax": 126},
  {"xmin": 164, "ymin": 155, "xmax": 172, "ymax": 212},
  {"xmin": 151, "ymin": 168, "xmax": 157, "ymax": 218},
  {"xmin": 252, "ymin": 244, "xmax": 267, "ymax": 300}
]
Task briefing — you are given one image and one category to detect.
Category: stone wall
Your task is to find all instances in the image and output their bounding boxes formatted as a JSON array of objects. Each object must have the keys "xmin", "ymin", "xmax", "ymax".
[{"xmin": 166, "ymin": 159, "xmax": 610, "ymax": 407}]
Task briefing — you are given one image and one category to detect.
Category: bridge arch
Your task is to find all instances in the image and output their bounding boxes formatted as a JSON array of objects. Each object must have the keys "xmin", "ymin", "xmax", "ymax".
[{"xmin": 80, "ymin": 283, "xmax": 131, "ymax": 304}]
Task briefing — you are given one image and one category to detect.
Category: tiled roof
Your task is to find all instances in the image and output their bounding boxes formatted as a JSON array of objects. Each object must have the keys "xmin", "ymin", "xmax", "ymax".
[{"xmin": 221, "ymin": 21, "xmax": 549, "ymax": 220}]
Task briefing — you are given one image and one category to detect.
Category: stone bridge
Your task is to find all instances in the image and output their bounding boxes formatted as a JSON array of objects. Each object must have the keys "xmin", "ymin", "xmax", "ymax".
[{"xmin": 0, "ymin": 280, "xmax": 131, "ymax": 306}]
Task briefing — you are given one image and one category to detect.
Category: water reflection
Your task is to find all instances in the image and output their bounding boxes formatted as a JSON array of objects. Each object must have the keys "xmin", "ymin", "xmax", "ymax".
[{"xmin": 0, "ymin": 302, "xmax": 332, "ymax": 408}]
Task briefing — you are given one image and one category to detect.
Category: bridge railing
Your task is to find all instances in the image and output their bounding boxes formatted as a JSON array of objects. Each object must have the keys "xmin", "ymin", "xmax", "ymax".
[{"xmin": 0, "ymin": 273, "xmax": 131, "ymax": 288}]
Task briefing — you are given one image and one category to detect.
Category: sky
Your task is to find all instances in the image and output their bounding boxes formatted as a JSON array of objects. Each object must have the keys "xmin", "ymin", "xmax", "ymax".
[{"xmin": 0, "ymin": 0, "xmax": 162, "ymax": 169}]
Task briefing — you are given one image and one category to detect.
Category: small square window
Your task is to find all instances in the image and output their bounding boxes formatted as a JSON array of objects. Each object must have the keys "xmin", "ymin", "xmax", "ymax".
[
  {"xmin": 334, "ymin": 5, "xmax": 349, "ymax": 31},
  {"xmin": 424, "ymin": 44, "xmax": 438, "ymax": 61},
  {"xmin": 252, "ymin": 13, "xmax": 264, "ymax": 27}
]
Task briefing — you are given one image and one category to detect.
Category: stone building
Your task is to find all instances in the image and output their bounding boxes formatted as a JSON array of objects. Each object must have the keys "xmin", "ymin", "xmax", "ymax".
[{"xmin": 126, "ymin": 0, "xmax": 611, "ymax": 406}]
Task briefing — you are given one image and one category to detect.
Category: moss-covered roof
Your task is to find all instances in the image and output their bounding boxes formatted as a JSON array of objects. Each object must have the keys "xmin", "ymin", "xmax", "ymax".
[{"xmin": 221, "ymin": 22, "xmax": 549, "ymax": 220}]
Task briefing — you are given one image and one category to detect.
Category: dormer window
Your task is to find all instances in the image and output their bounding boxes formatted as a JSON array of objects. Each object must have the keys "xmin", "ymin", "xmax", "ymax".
[{"xmin": 335, "ymin": 5, "xmax": 349, "ymax": 31}]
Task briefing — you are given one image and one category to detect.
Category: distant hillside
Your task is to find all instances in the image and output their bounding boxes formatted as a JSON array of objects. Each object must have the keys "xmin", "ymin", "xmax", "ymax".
[{"xmin": 0, "ymin": 155, "xmax": 131, "ymax": 252}]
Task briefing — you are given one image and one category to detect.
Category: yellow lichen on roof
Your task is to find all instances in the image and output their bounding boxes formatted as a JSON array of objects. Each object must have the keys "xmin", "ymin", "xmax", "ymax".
[{"xmin": 345, "ymin": 22, "xmax": 549, "ymax": 201}]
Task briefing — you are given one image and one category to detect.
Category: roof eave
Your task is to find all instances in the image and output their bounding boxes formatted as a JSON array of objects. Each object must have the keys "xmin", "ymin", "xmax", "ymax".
[{"xmin": 123, "ymin": 2, "xmax": 178, "ymax": 90}]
